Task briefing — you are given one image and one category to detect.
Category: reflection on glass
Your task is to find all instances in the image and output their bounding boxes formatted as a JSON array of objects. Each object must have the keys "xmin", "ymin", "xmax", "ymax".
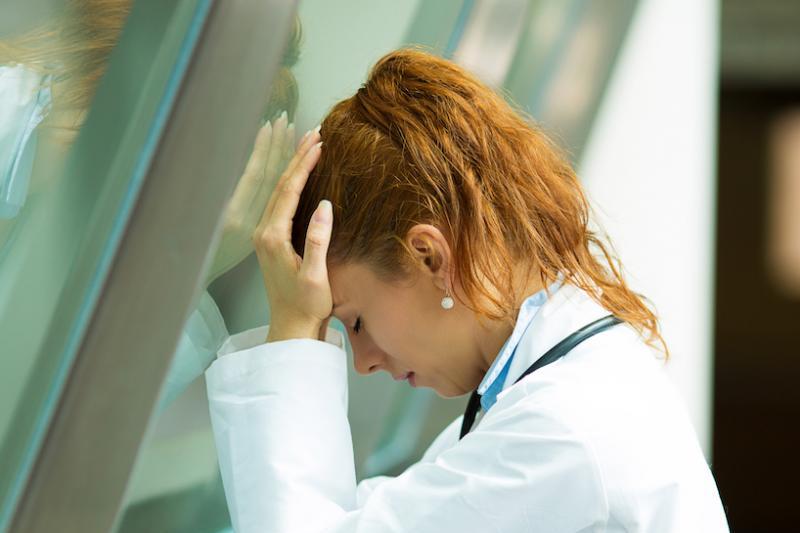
[
  {"xmin": 0, "ymin": 0, "xmax": 252, "ymax": 528},
  {"xmin": 0, "ymin": 0, "xmax": 132, "ymax": 521}
]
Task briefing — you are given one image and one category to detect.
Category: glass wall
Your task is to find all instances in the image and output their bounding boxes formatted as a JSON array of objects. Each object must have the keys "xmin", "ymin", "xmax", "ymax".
[
  {"xmin": 1, "ymin": 1, "xmax": 296, "ymax": 531},
  {"xmin": 0, "ymin": 1, "xmax": 199, "ymax": 528}
]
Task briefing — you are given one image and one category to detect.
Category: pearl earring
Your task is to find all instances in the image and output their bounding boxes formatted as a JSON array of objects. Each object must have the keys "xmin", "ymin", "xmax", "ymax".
[{"xmin": 441, "ymin": 288, "xmax": 454, "ymax": 310}]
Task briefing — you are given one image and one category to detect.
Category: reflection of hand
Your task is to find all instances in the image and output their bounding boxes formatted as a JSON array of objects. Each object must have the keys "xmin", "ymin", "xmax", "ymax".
[
  {"xmin": 252, "ymin": 127, "xmax": 332, "ymax": 343},
  {"xmin": 205, "ymin": 112, "xmax": 295, "ymax": 286}
]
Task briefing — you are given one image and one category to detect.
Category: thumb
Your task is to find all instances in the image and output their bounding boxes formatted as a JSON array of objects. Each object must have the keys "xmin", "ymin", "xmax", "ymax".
[{"xmin": 300, "ymin": 199, "xmax": 333, "ymax": 280}]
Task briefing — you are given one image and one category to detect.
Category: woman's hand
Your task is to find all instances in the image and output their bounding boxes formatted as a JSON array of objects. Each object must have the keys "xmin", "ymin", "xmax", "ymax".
[
  {"xmin": 205, "ymin": 112, "xmax": 295, "ymax": 286},
  {"xmin": 252, "ymin": 126, "xmax": 333, "ymax": 342}
]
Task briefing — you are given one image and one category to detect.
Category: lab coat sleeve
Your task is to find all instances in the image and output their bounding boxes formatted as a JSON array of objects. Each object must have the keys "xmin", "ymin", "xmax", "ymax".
[
  {"xmin": 156, "ymin": 290, "xmax": 228, "ymax": 413},
  {"xmin": 206, "ymin": 332, "xmax": 609, "ymax": 533},
  {"xmin": 206, "ymin": 325, "xmax": 356, "ymax": 533}
]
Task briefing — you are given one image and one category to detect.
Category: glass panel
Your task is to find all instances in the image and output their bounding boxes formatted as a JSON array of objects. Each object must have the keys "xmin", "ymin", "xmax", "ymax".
[{"xmin": 0, "ymin": 1, "xmax": 211, "ymax": 528}]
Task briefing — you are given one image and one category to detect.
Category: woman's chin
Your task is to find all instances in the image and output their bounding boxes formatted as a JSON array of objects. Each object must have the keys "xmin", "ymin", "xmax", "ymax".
[{"xmin": 432, "ymin": 383, "xmax": 471, "ymax": 399}]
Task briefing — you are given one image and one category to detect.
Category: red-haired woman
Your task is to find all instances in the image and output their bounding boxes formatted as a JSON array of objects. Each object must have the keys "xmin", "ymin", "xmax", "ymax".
[{"xmin": 206, "ymin": 49, "xmax": 729, "ymax": 533}]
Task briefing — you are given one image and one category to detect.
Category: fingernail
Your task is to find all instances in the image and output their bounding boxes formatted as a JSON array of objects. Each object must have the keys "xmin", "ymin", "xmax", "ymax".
[
  {"xmin": 280, "ymin": 110, "xmax": 287, "ymax": 121},
  {"xmin": 313, "ymin": 199, "xmax": 332, "ymax": 224},
  {"xmin": 314, "ymin": 124, "xmax": 322, "ymax": 133}
]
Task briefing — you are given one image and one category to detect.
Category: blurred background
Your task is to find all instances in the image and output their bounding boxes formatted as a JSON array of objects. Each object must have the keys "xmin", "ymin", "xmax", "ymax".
[{"xmin": 0, "ymin": 0, "xmax": 797, "ymax": 532}]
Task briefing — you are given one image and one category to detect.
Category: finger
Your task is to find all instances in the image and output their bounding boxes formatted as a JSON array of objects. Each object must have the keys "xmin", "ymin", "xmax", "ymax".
[
  {"xmin": 268, "ymin": 112, "xmax": 289, "ymax": 173},
  {"xmin": 247, "ymin": 120, "xmax": 293, "ymax": 229},
  {"xmin": 284, "ymin": 122, "xmax": 296, "ymax": 164},
  {"xmin": 260, "ymin": 116, "xmax": 289, "ymax": 197},
  {"xmin": 299, "ymin": 199, "xmax": 333, "ymax": 283},
  {"xmin": 266, "ymin": 141, "xmax": 323, "ymax": 237},
  {"xmin": 275, "ymin": 125, "xmax": 321, "ymax": 194},
  {"xmin": 228, "ymin": 121, "xmax": 273, "ymax": 213},
  {"xmin": 285, "ymin": 122, "xmax": 296, "ymax": 156},
  {"xmin": 262, "ymin": 130, "xmax": 321, "ymax": 224},
  {"xmin": 296, "ymin": 124, "xmax": 322, "ymax": 150}
]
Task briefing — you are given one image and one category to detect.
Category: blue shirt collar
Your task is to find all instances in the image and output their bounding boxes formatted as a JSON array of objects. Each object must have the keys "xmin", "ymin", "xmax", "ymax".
[{"xmin": 477, "ymin": 277, "xmax": 562, "ymax": 412}]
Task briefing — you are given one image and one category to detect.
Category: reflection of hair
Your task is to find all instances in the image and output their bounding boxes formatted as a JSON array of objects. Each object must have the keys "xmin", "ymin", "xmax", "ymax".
[
  {"xmin": 265, "ymin": 16, "xmax": 302, "ymax": 122},
  {"xmin": 0, "ymin": 0, "xmax": 132, "ymax": 110},
  {"xmin": 0, "ymin": 2, "xmax": 302, "ymax": 120},
  {"xmin": 292, "ymin": 48, "xmax": 667, "ymax": 356}
]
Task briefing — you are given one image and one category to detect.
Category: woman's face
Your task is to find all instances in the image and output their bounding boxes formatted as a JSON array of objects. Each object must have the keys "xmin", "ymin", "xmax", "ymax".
[{"xmin": 328, "ymin": 261, "xmax": 499, "ymax": 398}]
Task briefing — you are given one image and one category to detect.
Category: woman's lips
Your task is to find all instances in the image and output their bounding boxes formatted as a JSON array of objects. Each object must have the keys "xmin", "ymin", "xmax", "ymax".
[{"xmin": 393, "ymin": 371, "xmax": 417, "ymax": 387}]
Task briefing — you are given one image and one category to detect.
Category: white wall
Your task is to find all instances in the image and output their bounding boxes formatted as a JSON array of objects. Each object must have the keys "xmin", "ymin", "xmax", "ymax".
[{"xmin": 579, "ymin": 0, "xmax": 720, "ymax": 456}]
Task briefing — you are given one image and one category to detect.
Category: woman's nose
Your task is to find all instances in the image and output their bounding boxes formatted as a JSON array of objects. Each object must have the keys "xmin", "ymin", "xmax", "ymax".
[{"xmin": 350, "ymin": 335, "xmax": 385, "ymax": 375}]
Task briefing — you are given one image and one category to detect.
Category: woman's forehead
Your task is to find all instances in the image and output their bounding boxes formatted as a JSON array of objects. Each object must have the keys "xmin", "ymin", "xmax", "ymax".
[{"xmin": 329, "ymin": 262, "xmax": 372, "ymax": 307}]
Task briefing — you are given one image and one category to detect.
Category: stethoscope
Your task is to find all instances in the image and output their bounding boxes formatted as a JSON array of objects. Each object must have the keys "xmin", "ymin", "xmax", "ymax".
[{"xmin": 460, "ymin": 315, "xmax": 623, "ymax": 439}]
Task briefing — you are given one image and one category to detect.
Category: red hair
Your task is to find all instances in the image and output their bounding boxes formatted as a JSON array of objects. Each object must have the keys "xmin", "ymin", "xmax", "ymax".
[{"xmin": 292, "ymin": 48, "xmax": 667, "ymax": 357}]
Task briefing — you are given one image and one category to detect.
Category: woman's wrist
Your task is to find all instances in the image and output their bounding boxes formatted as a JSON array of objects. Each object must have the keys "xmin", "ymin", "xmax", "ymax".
[{"xmin": 266, "ymin": 320, "xmax": 323, "ymax": 343}]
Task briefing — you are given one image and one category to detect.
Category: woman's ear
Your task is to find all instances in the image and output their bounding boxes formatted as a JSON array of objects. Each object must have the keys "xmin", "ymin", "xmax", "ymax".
[{"xmin": 405, "ymin": 224, "xmax": 452, "ymax": 291}]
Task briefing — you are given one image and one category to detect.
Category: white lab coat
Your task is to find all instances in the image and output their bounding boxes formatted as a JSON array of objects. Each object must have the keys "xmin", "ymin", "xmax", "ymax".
[{"xmin": 205, "ymin": 282, "xmax": 729, "ymax": 532}]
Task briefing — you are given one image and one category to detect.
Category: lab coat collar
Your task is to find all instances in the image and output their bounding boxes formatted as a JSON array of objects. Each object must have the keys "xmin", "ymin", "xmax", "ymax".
[
  {"xmin": 476, "ymin": 278, "xmax": 562, "ymax": 410},
  {"xmin": 500, "ymin": 282, "xmax": 612, "ymax": 392},
  {"xmin": 477, "ymin": 283, "xmax": 551, "ymax": 395}
]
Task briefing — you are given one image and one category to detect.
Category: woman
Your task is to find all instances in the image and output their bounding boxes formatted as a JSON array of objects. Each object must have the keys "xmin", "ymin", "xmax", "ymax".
[{"xmin": 205, "ymin": 49, "xmax": 729, "ymax": 532}]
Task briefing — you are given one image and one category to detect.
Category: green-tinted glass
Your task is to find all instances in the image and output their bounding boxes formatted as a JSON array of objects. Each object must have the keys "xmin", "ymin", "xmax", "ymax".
[{"xmin": 0, "ymin": 1, "xmax": 212, "ymax": 529}]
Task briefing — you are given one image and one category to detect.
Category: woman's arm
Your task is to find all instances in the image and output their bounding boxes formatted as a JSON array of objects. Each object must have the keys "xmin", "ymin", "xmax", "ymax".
[{"xmin": 206, "ymin": 326, "xmax": 356, "ymax": 532}]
